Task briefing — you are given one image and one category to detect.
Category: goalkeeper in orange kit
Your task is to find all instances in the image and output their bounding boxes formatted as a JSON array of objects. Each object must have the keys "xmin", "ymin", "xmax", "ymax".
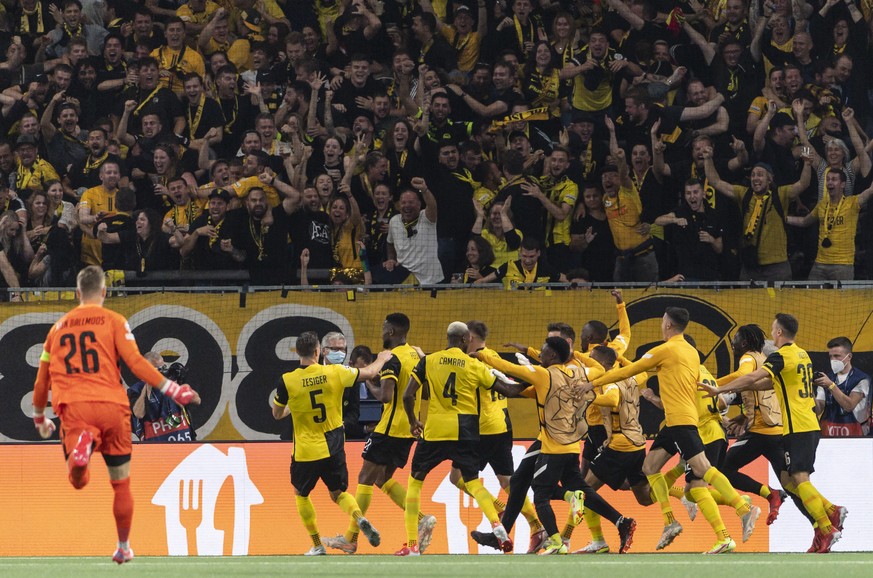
[{"xmin": 31, "ymin": 266, "xmax": 200, "ymax": 564}]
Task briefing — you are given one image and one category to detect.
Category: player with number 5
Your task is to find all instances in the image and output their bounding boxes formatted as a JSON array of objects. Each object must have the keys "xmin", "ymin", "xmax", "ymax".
[{"xmin": 271, "ymin": 331, "xmax": 392, "ymax": 555}]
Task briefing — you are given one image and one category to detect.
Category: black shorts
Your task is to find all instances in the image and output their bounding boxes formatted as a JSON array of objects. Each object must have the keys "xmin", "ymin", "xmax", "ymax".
[
  {"xmin": 582, "ymin": 424, "xmax": 608, "ymax": 462},
  {"xmin": 476, "ymin": 432, "xmax": 514, "ymax": 476},
  {"xmin": 704, "ymin": 438, "xmax": 728, "ymax": 470},
  {"xmin": 531, "ymin": 453, "xmax": 585, "ymax": 501},
  {"xmin": 362, "ymin": 432, "xmax": 415, "ymax": 469},
  {"xmin": 590, "ymin": 447, "xmax": 646, "ymax": 491},
  {"xmin": 783, "ymin": 431, "xmax": 819, "ymax": 474},
  {"xmin": 650, "ymin": 425, "xmax": 706, "ymax": 461},
  {"xmin": 723, "ymin": 432, "xmax": 785, "ymax": 477},
  {"xmin": 291, "ymin": 450, "xmax": 349, "ymax": 496},
  {"xmin": 412, "ymin": 439, "xmax": 479, "ymax": 480}
]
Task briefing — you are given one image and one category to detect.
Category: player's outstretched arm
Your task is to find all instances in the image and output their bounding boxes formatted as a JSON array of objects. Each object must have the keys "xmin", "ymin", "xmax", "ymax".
[
  {"xmin": 113, "ymin": 317, "xmax": 201, "ymax": 405},
  {"xmin": 472, "ymin": 348, "xmax": 547, "ymax": 387},
  {"xmin": 700, "ymin": 367, "xmax": 771, "ymax": 396}
]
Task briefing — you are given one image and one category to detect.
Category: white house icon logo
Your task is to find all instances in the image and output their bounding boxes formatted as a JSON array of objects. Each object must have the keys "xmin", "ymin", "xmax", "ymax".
[
  {"xmin": 431, "ymin": 444, "xmax": 531, "ymax": 554},
  {"xmin": 152, "ymin": 445, "xmax": 264, "ymax": 555}
]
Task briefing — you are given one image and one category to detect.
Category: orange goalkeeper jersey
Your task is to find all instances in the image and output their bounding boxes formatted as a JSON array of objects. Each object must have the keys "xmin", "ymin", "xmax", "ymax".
[{"xmin": 37, "ymin": 304, "xmax": 165, "ymax": 409}]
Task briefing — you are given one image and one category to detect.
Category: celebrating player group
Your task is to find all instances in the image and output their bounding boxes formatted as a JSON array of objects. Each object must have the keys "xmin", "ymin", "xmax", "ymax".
[
  {"xmin": 268, "ymin": 288, "xmax": 846, "ymax": 556},
  {"xmin": 33, "ymin": 278, "xmax": 845, "ymax": 560}
]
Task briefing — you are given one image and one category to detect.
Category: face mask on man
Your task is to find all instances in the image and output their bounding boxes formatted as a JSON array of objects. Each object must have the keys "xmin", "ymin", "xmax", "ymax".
[
  {"xmin": 830, "ymin": 353, "xmax": 849, "ymax": 374},
  {"xmin": 326, "ymin": 350, "xmax": 346, "ymax": 365}
]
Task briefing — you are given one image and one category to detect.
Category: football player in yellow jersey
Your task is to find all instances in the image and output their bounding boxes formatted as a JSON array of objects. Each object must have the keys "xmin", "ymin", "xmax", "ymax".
[
  {"xmin": 577, "ymin": 346, "xmax": 647, "ymax": 554},
  {"xmin": 455, "ymin": 321, "xmax": 549, "ymax": 554},
  {"xmin": 592, "ymin": 307, "xmax": 759, "ymax": 554},
  {"xmin": 324, "ymin": 314, "xmax": 437, "ymax": 555},
  {"xmin": 717, "ymin": 325, "xmax": 791, "ymax": 525},
  {"xmin": 578, "ymin": 289, "xmax": 631, "ymax": 477},
  {"xmin": 700, "ymin": 313, "xmax": 847, "ymax": 553},
  {"xmin": 473, "ymin": 337, "xmax": 636, "ymax": 556},
  {"xmin": 397, "ymin": 322, "xmax": 510, "ymax": 556},
  {"xmin": 271, "ymin": 331, "xmax": 392, "ymax": 555}
]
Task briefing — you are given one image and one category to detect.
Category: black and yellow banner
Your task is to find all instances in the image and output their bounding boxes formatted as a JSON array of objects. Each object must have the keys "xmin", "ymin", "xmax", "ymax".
[{"xmin": 2, "ymin": 288, "xmax": 870, "ymax": 441}]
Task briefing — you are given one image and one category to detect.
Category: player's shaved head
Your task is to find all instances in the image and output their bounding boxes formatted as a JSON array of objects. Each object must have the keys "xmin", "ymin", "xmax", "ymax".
[{"xmin": 76, "ymin": 265, "xmax": 106, "ymax": 300}]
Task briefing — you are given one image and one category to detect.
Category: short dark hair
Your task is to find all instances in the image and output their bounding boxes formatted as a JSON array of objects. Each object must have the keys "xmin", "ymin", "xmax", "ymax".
[
  {"xmin": 466, "ymin": 320, "xmax": 488, "ymax": 340},
  {"xmin": 503, "ymin": 149, "xmax": 525, "ymax": 174},
  {"xmin": 385, "ymin": 312, "xmax": 411, "ymax": 334},
  {"xmin": 774, "ymin": 313, "xmax": 798, "ymax": 338},
  {"xmin": 115, "ymin": 187, "xmax": 136, "ymax": 212},
  {"xmin": 826, "ymin": 336, "xmax": 852, "ymax": 351},
  {"xmin": 665, "ymin": 307, "xmax": 690, "ymax": 332},
  {"xmin": 592, "ymin": 345, "xmax": 617, "ymax": 368},
  {"xmin": 417, "ymin": 12, "xmax": 438, "ymax": 33},
  {"xmin": 349, "ymin": 344, "xmax": 373, "ymax": 365},
  {"xmin": 584, "ymin": 320, "xmax": 609, "ymax": 344},
  {"xmin": 520, "ymin": 236, "xmax": 541, "ymax": 252},
  {"xmin": 545, "ymin": 335, "xmax": 571, "ymax": 363},
  {"xmin": 547, "ymin": 322, "xmax": 575, "ymax": 343},
  {"xmin": 296, "ymin": 331, "xmax": 320, "ymax": 358}
]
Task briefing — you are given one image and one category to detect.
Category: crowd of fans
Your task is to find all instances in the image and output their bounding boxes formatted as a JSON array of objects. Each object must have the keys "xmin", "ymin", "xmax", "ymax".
[{"xmin": 1, "ymin": 0, "xmax": 873, "ymax": 296}]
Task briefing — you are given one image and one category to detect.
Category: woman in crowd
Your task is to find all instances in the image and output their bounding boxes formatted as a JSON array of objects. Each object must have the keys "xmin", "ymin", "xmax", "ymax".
[
  {"xmin": 25, "ymin": 190, "xmax": 52, "ymax": 252},
  {"xmin": 381, "ymin": 119, "xmax": 421, "ymax": 192},
  {"xmin": 472, "ymin": 197, "xmax": 522, "ymax": 269},
  {"xmin": 328, "ymin": 193, "xmax": 367, "ymax": 285},
  {"xmin": 570, "ymin": 185, "xmax": 616, "ymax": 283},
  {"xmin": 0, "ymin": 210, "xmax": 34, "ymax": 298},
  {"xmin": 452, "ymin": 236, "xmax": 497, "ymax": 284}
]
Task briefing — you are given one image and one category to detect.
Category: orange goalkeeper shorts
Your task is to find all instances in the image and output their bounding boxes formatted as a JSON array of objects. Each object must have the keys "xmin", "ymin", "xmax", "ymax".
[{"xmin": 57, "ymin": 402, "xmax": 133, "ymax": 458}]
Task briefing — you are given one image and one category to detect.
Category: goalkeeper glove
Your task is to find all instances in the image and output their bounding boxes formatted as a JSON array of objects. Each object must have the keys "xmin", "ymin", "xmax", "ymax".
[
  {"xmin": 160, "ymin": 380, "xmax": 198, "ymax": 405},
  {"xmin": 33, "ymin": 412, "xmax": 56, "ymax": 439}
]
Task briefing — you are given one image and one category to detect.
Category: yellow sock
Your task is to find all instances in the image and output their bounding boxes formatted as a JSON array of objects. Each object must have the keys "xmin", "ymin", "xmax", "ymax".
[
  {"xmin": 561, "ymin": 519, "xmax": 575, "ymax": 540},
  {"xmin": 381, "ymin": 478, "xmax": 408, "ymax": 510},
  {"xmin": 465, "ymin": 478, "xmax": 500, "ymax": 524},
  {"xmin": 703, "ymin": 467, "xmax": 749, "ymax": 515},
  {"xmin": 796, "ymin": 481, "xmax": 832, "ymax": 532},
  {"xmin": 818, "ymin": 493, "xmax": 835, "ymax": 514},
  {"xmin": 521, "ymin": 497, "xmax": 541, "ymax": 529},
  {"xmin": 345, "ymin": 484, "xmax": 373, "ymax": 543},
  {"xmin": 647, "ymin": 473, "xmax": 676, "ymax": 524},
  {"xmin": 405, "ymin": 476, "xmax": 422, "ymax": 546},
  {"xmin": 494, "ymin": 497, "xmax": 507, "ymax": 513},
  {"xmin": 454, "ymin": 477, "xmax": 468, "ymax": 492},
  {"xmin": 335, "ymin": 491, "xmax": 362, "ymax": 520},
  {"xmin": 709, "ymin": 488, "xmax": 728, "ymax": 505},
  {"xmin": 583, "ymin": 507, "xmax": 603, "ymax": 541},
  {"xmin": 760, "ymin": 486, "xmax": 771, "ymax": 499},
  {"xmin": 296, "ymin": 495, "xmax": 320, "ymax": 545},
  {"xmin": 665, "ymin": 463, "xmax": 685, "ymax": 487},
  {"xmin": 690, "ymin": 486, "xmax": 730, "ymax": 541},
  {"xmin": 669, "ymin": 485, "xmax": 685, "ymax": 499}
]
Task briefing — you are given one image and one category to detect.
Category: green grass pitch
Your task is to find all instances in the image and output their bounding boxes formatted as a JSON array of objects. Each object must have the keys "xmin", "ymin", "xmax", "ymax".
[{"xmin": 0, "ymin": 554, "xmax": 871, "ymax": 578}]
